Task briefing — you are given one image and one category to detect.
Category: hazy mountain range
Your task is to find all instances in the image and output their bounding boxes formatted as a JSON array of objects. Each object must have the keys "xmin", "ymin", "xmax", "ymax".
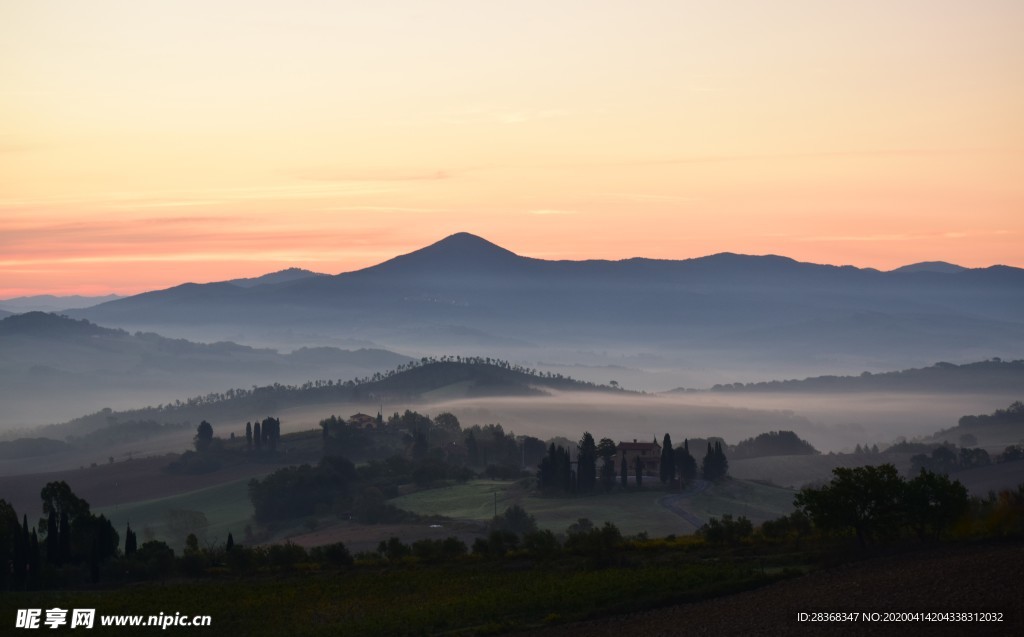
[
  {"xmin": 0, "ymin": 312, "xmax": 411, "ymax": 429},
  {"xmin": 64, "ymin": 232, "xmax": 1024, "ymax": 379},
  {"xmin": 0, "ymin": 294, "xmax": 124, "ymax": 314}
]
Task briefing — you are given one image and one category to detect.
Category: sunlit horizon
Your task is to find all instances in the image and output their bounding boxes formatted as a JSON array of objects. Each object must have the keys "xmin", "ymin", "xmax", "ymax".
[{"xmin": 3, "ymin": 1, "xmax": 1022, "ymax": 297}]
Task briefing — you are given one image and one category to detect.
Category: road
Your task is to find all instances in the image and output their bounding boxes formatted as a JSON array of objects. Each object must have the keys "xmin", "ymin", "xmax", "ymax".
[{"xmin": 657, "ymin": 479, "xmax": 711, "ymax": 529}]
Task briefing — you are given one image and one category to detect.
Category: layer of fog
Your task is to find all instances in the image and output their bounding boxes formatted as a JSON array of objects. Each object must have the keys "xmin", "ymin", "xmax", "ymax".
[{"xmin": 272, "ymin": 390, "xmax": 1020, "ymax": 456}]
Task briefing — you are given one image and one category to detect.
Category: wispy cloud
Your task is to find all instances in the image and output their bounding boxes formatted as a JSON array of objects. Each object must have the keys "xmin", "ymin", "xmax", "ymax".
[
  {"xmin": 590, "ymin": 147, "xmax": 1018, "ymax": 169},
  {"xmin": 528, "ymin": 209, "xmax": 578, "ymax": 216},
  {"xmin": 444, "ymin": 106, "xmax": 569, "ymax": 126},
  {"xmin": 291, "ymin": 168, "xmax": 450, "ymax": 182},
  {"xmin": 788, "ymin": 229, "xmax": 1016, "ymax": 243},
  {"xmin": 319, "ymin": 205, "xmax": 443, "ymax": 213},
  {"xmin": 0, "ymin": 183, "xmax": 398, "ymax": 212},
  {"xmin": 598, "ymin": 193, "xmax": 702, "ymax": 203}
]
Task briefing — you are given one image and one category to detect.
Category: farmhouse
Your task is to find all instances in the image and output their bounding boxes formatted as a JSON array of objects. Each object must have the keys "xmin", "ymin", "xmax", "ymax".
[
  {"xmin": 617, "ymin": 439, "xmax": 661, "ymax": 476},
  {"xmin": 347, "ymin": 413, "xmax": 379, "ymax": 429}
]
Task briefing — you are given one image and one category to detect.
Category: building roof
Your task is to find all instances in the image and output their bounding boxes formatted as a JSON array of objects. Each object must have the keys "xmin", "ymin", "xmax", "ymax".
[{"xmin": 617, "ymin": 441, "xmax": 660, "ymax": 452}]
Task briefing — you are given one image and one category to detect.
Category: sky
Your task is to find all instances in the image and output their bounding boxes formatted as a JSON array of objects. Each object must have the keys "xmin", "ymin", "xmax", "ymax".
[{"xmin": 2, "ymin": 0, "xmax": 1023, "ymax": 297}]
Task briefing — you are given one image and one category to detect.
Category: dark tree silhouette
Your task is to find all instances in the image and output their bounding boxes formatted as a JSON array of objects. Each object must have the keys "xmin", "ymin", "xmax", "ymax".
[
  {"xmin": 195, "ymin": 420, "xmax": 213, "ymax": 452},
  {"xmin": 674, "ymin": 439, "xmax": 698, "ymax": 483},
  {"xmin": 660, "ymin": 433, "xmax": 675, "ymax": 484},
  {"xmin": 620, "ymin": 455, "xmax": 628, "ymax": 487},
  {"xmin": 702, "ymin": 441, "xmax": 728, "ymax": 481},
  {"xmin": 45, "ymin": 510, "xmax": 59, "ymax": 565},
  {"xmin": 634, "ymin": 455, "xmax": 643, "ymax": 487},
  {"xmin": 124, "ymin": 522, "xmax": 137, "ymax": 557},
  {"xmin": 577, "ymin": 432, "xmax": 597, "ymax": 492}
]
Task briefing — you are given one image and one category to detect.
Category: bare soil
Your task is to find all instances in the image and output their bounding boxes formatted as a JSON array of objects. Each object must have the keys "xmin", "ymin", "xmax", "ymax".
[{"xmin": 514, "ymin": 541, "xmax": 1024, "ymax": 637}]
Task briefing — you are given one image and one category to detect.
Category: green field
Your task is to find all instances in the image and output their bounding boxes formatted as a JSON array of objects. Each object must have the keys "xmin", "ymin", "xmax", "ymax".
[
  {"xmin": 685, "ymin": 480, "xmax": 797, "ymax": 523},
  {"xmin": 389, "ymin": 479, "xmax": 795, "ymax": 537},
  {"xmin": 96, "ymin": 478, "xmax": 255, "ymax": 551}
]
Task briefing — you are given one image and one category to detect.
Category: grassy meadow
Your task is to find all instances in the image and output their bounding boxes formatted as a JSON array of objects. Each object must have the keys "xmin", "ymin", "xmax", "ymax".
[
  {"xmin": 96, "ymin": 478, "xmax": 255, "ymax": 551},
  {"xmin": 390, "ymin": 478, "xmax": 797, "ymax": 537}
]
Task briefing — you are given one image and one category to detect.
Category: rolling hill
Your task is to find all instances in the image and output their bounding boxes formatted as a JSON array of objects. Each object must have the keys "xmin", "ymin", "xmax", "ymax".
[
  {"xmin": 30, "ymin": 358, "xmax": 620, "ymax": 441},
  {"xmin": 0, "ymin": 312, "xmax": 412, "ymax": 428},
  {"xmin": 700, "ymin": 359, "xmax": 1024, "ymax": 394}
]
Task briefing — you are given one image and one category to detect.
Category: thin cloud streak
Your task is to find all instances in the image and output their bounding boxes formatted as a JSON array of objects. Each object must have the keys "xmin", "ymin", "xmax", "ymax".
[{"xmin": 528, "ymin": 209, "xmax": 578, "ymax": 216}]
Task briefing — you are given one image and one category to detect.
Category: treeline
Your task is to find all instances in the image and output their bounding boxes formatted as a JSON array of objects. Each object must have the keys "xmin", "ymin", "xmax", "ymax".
[
  {"xmin": 701, "ymin": 467, "xmax": 1024, "ymax": 548},
  {"xmin": 956, "ymin": 400, "xmax": 1024, "ymax": 429},
  {"xmin": 794, "ymin": 464, "xmax": 1003, "ymax": 547},
  {"xmin": 710, "ymin": 359, "xmax": 1024, "ymax": 393},
  {"xmin": 910, "ymin": 442, "xmax": 1024, "ymax": 475},
  {"xmin": 731, "ymin": 430, "xmax": 818, "ymax": 460},
  {"xmin": 1, "ymin": 482, "xmax": 120, "ymax": 590},
  {"xmin": 536, "ymin": 432, "xmax": 726, "ymax": 493},
  {"xmin": 54, "ymin": 358, "xmax": 618, "ymax": 437}
]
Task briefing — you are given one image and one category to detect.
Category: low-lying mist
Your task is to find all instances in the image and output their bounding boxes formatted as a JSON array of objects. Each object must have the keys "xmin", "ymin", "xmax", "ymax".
[{"xmin": 270, "ymin": 390, "xmax": 1019, "ymax": 455}]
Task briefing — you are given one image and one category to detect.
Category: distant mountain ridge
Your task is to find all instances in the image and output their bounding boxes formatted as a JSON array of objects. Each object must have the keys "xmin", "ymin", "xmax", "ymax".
[
  {"xmin": 0, "ymin": 312, "xmax": 413, "ymax": 427},
  {"xmin": 66, "ymin": 233, "xmax": 1024, "ymax": 372},
  {"xmin": 0, "ymin": 293, "xmax": 123, "ymax": 313},
  {"xmin": 890, "ymin": 261, "xmax": 968, "ymax": 274},
  {"xmin": 701, "ymin": 360, "xmax": 1024, "ymax": 394},
  {"xmin": 226, "ymin": 267, "xmax": 326, "ymax": 288},
  {"xmin": 43, "ymin": 358, "xmax": 618, "ymax": 438}
]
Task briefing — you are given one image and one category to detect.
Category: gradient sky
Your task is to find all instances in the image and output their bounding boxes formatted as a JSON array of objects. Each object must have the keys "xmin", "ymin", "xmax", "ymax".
[{"xmin": 2, "ymin": 1, "xmax": 1023, "ymax": 297}]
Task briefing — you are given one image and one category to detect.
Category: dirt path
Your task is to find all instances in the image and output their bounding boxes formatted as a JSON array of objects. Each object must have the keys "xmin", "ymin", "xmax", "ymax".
[{"xmin": 658, "ymin": 479, "xmax": 711, "ymax": 529}]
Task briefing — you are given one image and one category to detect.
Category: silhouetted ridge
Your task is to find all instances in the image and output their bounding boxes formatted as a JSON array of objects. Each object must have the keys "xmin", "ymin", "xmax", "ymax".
[
  {"xmin": 892, "ymin": 261, "xmax": 968, "ymax": 274},
  {"xmin": 705, "ymin": 360, "xmax": 1024, "ymax": 393},
  {"xmin": 227, "ymin": 267, "xmax": 325, "ymax": 288},
  {"xmin": 0, "ymin": 311, "xmax": 122, "ymax": 338},
  {"xmin": 360, "ymin": 232, "xmax": 529, "ymax": 276}
]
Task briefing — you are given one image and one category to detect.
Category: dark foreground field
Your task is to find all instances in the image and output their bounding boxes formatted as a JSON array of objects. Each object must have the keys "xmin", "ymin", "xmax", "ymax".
[
  {"xmin": 516, "ymin": 542, "xmax": 1024, "ymax": 637},
  {"xmin": 2, "ymin": 541, "xmax": 1021, "ymax": 636}
]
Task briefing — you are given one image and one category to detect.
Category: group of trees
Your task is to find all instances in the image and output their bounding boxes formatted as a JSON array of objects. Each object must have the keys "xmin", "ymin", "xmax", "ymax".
[
  {"xmin": 794, "ymin": 464, "xmax": 969, "ymax": 547},
  {"xmin": 244, "ymin": 417, "xmax": 281, "ymax": 452},
  {"xmin": 731, "ymin": 431, "xmax": 818, "ymax": 460},
  {"xmin": 701, "ymin": 441, "xmax": 729, "ymax": 481},
  {"xmin": 910, "ymin": 445, "xmax": 993, "ymax": 475},
  {"xmin": 1, "ymin": 482, "xmax": 125, "ymax": 590},
  {"xmin": 956, "ymin": 400, "xmax": 1024, "ymax": 429},
  {"xmin": 538, "ymin": 432, "xmax": 724, "ymax": 494}
]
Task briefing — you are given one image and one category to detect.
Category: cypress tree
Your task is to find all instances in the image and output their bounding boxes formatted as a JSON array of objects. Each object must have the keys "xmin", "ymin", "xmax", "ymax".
[
  {"xmin": 245, "ymin": 422, "xmax": 253, "ymax": 448},
  {"xmin": 58, "ymin": 510, "xmax": 71, "ymax": 564},
  {"xmin": 125, "ymin": 523, "xmax": 137, "ymax": 557},
  {"xmin": 46, "ymin": 510, "xmax": 59, "ymax": 565},
  {"xmin": 620, "ymin": 455, "xmax": 628, "ymax": 487},
  {"xmin": 226, "ymin": 532, "xmax": 234, "ymax": 552},
  {"xmin": 634, "ymin": 455, "xmax": 643, "ymax": 487},
  {"xmin": 29, "ymin": 529, "xmax": 40, "ymax": 584},
  {"xmin": 660, "ymin": 433, "xmax": 675, "ymax": 484}
]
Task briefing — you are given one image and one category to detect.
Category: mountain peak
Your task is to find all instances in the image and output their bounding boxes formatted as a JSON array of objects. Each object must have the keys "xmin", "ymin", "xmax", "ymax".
[
  {"xmin": 429, "ymin": 232, "xmax": 518, "ymax": 254},
  {"xmin": 227, "ymin": 267, "xmax": 326, "ymax": 288},
  {"xmin": 362, "ymin": 232, "xmax": 525, "ymax": 275}
]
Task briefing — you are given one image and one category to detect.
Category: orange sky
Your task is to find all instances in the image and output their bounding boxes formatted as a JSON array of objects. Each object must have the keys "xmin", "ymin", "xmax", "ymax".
[{"xmin": 2, "ymin": 1, "xmax": 1023, "ymax": 297}]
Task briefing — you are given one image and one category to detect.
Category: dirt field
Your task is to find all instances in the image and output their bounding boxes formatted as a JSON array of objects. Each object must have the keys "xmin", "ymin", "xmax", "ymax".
[{"xmin": 513, "ymin": 541, "xmax": 1024, "ymax": 637}]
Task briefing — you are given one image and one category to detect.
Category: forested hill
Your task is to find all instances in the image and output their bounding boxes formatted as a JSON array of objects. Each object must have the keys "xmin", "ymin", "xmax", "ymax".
[
  {"xmin": 703, "ymin": 360, "xmax": 1024, "ymax": 393},
  {"xmin": 47, "ymin": 359, "xmax": 622, "ymax": 437}
]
